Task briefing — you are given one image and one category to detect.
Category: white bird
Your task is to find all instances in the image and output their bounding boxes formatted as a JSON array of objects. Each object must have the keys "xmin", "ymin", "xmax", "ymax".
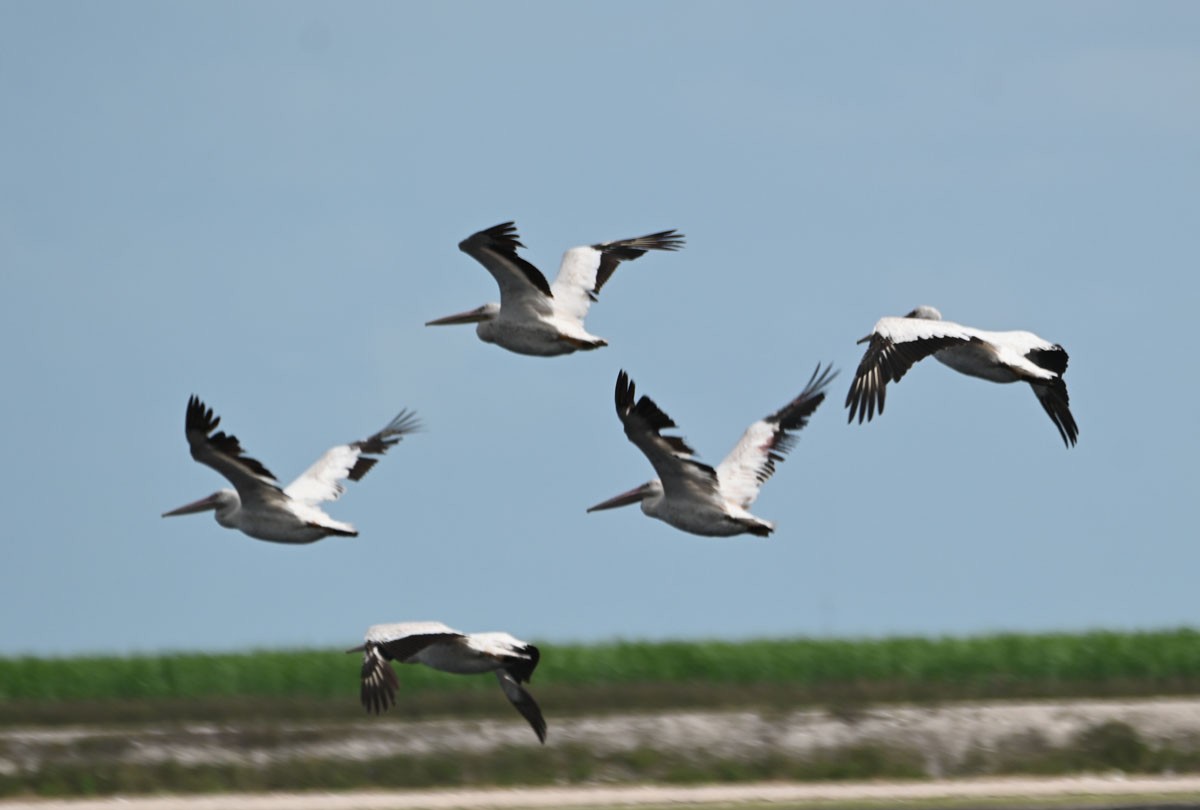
[
  {"xmin": 588, "ymin": 365, "xmax": 836, "ymax": 537},
  {"xmin": 163, "ymin": 396, "xmax": 419, "ymax": 543},
  {"xmin": 348, "ymin": 621, "xmax": 546, "ymax": 743},
  {"xmin": 426, "ymin": 221, "xmax": 684, "ymax": 356},
  {"xmin": 846, "ymin": 306, "xmax": 1078, "ymax": 447}
]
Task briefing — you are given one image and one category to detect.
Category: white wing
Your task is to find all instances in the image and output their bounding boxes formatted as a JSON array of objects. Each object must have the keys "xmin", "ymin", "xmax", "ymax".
[
  {"xmin": 458, "ymin": 222, "xmax": 556, "ymax": 322},
  {"xmin": 284, "ymin": 410, "xmax": 419, "ymax": 506},
  {"xmin": 614, "ymin": 370, "xmax": 720, "ymax": 502},
  {"xmin": 846, "ymin": 315, "xmax": 978, "ymax": 423},
  {"xmin": 549, "ymin": 230, "xmax": 684, "ymax": 327},
  {"xmin": 183, "ymin": 395, "xmax": 286, "ymax": 510},
  {"xmin": 466, "ymin": 632, "xmax": 532, "ymax": 658},
  {"xmin": 716, "ymin": 365, "xmax": 835, "ymax": 509},
  {"xmin": 365, "ymin": 621, "xmax": 462, "ymax": 644}
]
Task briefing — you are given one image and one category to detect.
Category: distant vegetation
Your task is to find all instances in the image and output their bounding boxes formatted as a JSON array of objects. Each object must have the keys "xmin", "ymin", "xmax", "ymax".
[{"xmin": 3, "ymin": 629, "xmax": 1200, "ymax": 725}]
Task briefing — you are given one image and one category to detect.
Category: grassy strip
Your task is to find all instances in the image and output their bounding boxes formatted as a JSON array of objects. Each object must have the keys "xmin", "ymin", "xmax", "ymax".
[
  {"xmin": 4, "ymin": 721, "xmax": 1200, "ymax": 799},
  {"xmin": 2, "ymin": 629, "xmax": 1200, "ymax": 724}
]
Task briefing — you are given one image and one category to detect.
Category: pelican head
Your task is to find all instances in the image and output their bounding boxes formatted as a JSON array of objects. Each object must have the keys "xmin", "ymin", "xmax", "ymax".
[
  {"xmin": 586, "ymin": 480, "xmax": 663, "ymax": 514},
  {"xmin": 162, "ymin": 489, "xmax": 240, "ymax": 525},
  {"xmin": 904, "ymin": 305, "xmax": 942, "ymax": 321},
  {"xmin": 425, "ymin": 302, "xmax": 500, "ymax": 328}
]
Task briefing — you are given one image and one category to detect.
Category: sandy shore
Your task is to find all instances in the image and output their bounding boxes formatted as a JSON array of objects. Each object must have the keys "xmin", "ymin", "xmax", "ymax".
[{"xmin": 5, "ymin": 774, "xmax": 1200, "ymax": 809}]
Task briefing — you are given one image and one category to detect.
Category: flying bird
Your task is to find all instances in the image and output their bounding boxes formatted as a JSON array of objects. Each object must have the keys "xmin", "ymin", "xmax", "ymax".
[
  {"xmin": 349, "ymin": 621, "xmax": 546, "ymax": 743},
  {"xmin": 163, "ymin": 396, "xmax": 419, "ymax": 543},
  {"xmin": 426, "ymin": 221, "xmax": 684, "ymax": 356},
  {"xmin": 588, "ymin": 365, "xmax": 837, "ymax": 537},
  {"xmin": 845, "ymin": 306, "xmax": 1078, "ymax": 447}
]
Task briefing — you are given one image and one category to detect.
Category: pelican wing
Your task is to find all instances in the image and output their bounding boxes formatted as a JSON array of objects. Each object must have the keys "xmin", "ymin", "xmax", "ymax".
[
  {"xmin": 716, "ymin": 364, "xmax": 836, "ymax": 509},
  {"xmin": 846, "ymin": 317, "xmax": 977, "ymax": 423},
  {"xmin": 468, "ymin": 633, "xmax": 540, "ymax": 683},
  {"xmin": 284, "ymin": 410, "xmax": 419, "ymax": 506},
  {"xmin": 550, "ymin": 229, "xmax": 684, "ymax": 326},
  {"xmin": 1030, "ymin": 377, "xmax": 1079, "ymax": 447},
  {"xmin": 358, "ymin": 621, "xmax": 465, "ymax": 715},
  {"xmin": 494, "ymin": 669, "xmax": 547, "ymax": 743},
  {"xmin": 358, "ymin": 642, "xmax": 400, "ymax": 715},
  {"xmin": 615, "ymin": 371, "xmax": 719, "ymax": 500},
  {"xmin": 183, "ymin": 395, "xmax": 283, "ymax": 507},
  {"xmin": 366, "ymin": 621, "xmax": 465, "ymax": 660},
  {"xmin": 458, "ymin": 222, "xmax": 555, "ymax": 319}
]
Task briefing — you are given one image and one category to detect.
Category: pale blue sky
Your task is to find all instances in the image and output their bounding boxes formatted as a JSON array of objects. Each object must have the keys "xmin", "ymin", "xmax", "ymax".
[{"xmin": 1, "ymin": 2, "xmax": 1196, "ymax": 655}]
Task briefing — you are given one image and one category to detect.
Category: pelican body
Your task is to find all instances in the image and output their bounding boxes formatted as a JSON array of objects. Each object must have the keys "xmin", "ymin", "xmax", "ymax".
[
  {"xmin": 349, "ymin": 621, "xmax": 546, "ymax": 743},
  {"xmin": 427, "ymin": 222, "xmax": 684, "ymax": 356},
  {"xmin": 163, "ymin": 396, "xmax": 418, "ymax": 543},
  {"xmin": 846, "ymin": 306, "xmax": 1078, "ymax": 447},
  {"xmin": 589, "ymin": 365, "xmax": 836, "ymax": 537}
]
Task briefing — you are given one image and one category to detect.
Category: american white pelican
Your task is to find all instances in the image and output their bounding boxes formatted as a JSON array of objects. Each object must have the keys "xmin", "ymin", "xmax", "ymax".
[
  {"xmin": 846, "ymin": 306, "xmax": 1078, "ymax": 447},
  {"xmin": 588, "ymin": 365, "xmax": 837, "ymax": 537},
  {"xmin": 349, "ymin": 621, "xmax": 546, "ymax": 743},
  {"xmin": 163, "ymin": 396, "xmax": 419, "ymax": 543},
  {"xmin": 426, "ymin": 221, "xmax": 684, "ymax": 356}
]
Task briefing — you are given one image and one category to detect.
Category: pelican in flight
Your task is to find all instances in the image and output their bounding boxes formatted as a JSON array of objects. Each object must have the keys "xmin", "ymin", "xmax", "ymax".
[
  {"xmin": 349, "ymin": 621, "xmax": 546, "ymax": 743},
  {"xmin": 163, "ymin": 396, "xmax": 419, "ymax": 543},
  {"xmin": 426, "ymin": 221, "xmax": 684, "ymax": 356},
  {"xmin": 846, "ymin": 306, "xmax": 1078, "ymax": 447},
  {"xmin": 588, "ymin": 365, "xmax": 837, "ymax": 537}
]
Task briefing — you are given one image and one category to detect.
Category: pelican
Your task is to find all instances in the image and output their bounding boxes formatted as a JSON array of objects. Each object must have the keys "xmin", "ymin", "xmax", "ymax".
[
  {"xmin": 349, "ymin": 621, "xmax": 546, "ymax": 743},
  {"xmin": 426, "ymin": 221, "xmax": 684, "ymax": 356},
  {"xmin": 163, "ymin": 396, "xmax": 419, "ymax": 543},
  {"xmin": 588, "ymin": 365, "xmax": 837, "ymax": 537},
  {"xmin": 846, "ymin": 306, "xmax": 1078, "ymax": 447}
]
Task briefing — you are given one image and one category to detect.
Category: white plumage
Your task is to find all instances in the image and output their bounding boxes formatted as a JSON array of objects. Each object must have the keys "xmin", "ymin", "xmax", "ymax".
[
  {"xmin": 162, "ymin": 396, "xmax": 418, "ymax": 543},
  {"xmin": 426, "ymin": 222, "xmax": 684, "ymax": 356},
  {"xmin": 846, "ymin": 306, "xmax": 1078, "ymax": 447},
  {"xmin": 588, "ymin": 365, "xmax": 837, "ymax": 537},
  {"xmin": 349, "ymin": 621, "xmax": 546, "ymax": 743}
]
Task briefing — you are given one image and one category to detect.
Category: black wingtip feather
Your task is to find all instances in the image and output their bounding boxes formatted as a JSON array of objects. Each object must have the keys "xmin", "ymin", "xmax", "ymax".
[
  {"xmin": 615, "ymin": 370, "xmax": 705, "ymax": 462},
  {"xmin": 359, "ymin": 645, "xmax": 399, "ymax": 715},
  {"xmin": 1032, "ymin": 378, "xmax": 1079, "ymax": 448},
  {"xmin": 590, "ymin": 230, "xmax": 685, "ymax": 295},
  {"xmin": 506, "ymin": 644, "xmax": 540, "ymax": 684},
  {"xmin": 772, "ymin": 364, "xmax": 838, "ymax": 431},
  {"xmin": 615, "ymin": 370, "xmax": 679, "ymax": 434},
  {"xmin": 460, "ymin": 221, "xmax": 525, "ymax": 252},
  {"xmin": 346, "ymin": 409, "xmax": 420, "ymax": 482}
]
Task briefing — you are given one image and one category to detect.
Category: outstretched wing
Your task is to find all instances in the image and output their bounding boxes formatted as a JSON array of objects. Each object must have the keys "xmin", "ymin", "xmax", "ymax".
[
  {"xmin": 716, "ymin": 364, "xmax": 837, "ymax": 509},
  {"xmin": 357, "ymin": 622, "xmax": 465, "ymax": 715},
  {"xmin": 284, "ymin": 410, "xmax": 419, "ymax": 505},
  {"xmin": 846, "ymin": 317, "xmax": 976, "ymax": 423},
  {"xmin": 549, "ymin": 229, "xmax": 684, "ymax": 326},
  {"xmin": 183, "ymin": 395, "xmax": 283, "ymax": 507},
  {"xmin": 494, "ymin": 669, "xmax": 547, "ymax": 743},
  {"xmin": 615, "ymin": 370, "xmax": 718, "ymax": 500},
  {"xmin": 458, "ymin": 222, "xmax": 555, "ymax": 319},
  {"xmin": 358, "ymin": 642, "xmax": 400, "ymax": 715}
]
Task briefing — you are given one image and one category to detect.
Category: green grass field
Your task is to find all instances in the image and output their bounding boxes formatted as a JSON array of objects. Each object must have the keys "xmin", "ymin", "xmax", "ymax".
[{"xmin": 3, "ymin": 628, "xmax": 1200, "ymax": 725}]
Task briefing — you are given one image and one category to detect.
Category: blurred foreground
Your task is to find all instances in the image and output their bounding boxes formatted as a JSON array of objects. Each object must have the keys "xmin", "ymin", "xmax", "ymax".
[
  {"xmin": 4, "ymin": 631, "xmax": 1200, "ymax": 798},
  {"xmin": 7, "ymin": 699, "xmax": 1200, "ymax": 797}
]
